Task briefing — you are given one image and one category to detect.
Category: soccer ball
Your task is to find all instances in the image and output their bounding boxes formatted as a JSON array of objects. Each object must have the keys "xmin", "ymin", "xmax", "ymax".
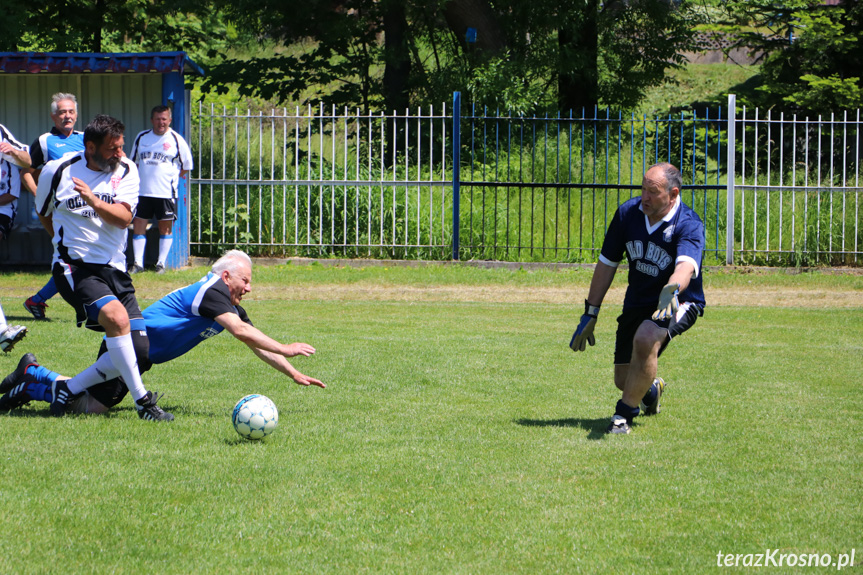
[{"xmin": 232, "ymin": 394, "xmax": 279, "ymax": 440}]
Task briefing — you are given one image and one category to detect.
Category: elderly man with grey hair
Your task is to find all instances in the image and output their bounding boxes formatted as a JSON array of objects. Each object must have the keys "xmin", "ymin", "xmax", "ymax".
[
  {"xmin": 1, "ymin": 249, "xmax": 324, "ymax": 416},
  {"xmin": 22, "ymin": 92, "xmax": 86, "ymax": 320}
]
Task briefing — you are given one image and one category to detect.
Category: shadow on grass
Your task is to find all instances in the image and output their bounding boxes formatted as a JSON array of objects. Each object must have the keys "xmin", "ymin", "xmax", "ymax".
[
  {"xmin": 1, "ymin": 407, "xmax": 55, "ymax": 418},
  {"xmin": 4, "ymin": 315, "xmax": 56, "ymax": 323},
  {"xmin": 516, "ymin": 416, "xmax": 633, "ymax": 440},
  {"xmin": 2, "ymin": 406, "xmax": 130, "ymax": 419},
  {"xmin": 1, "ymin": 403, "xmax": 224, "ymax": 420}
]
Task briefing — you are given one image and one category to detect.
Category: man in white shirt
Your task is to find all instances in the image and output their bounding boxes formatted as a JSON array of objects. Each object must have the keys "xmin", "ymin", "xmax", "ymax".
[
  {"xmin": 0, "ymin": 124, "xmax": 31, "ymax": 353},
  {"xmin": 129, "ymin": 105, "xmax": 193, "ymax": 274},
  {"xmin": 35, "ymin": 114, "xmax": 172, "ymax": 421}
]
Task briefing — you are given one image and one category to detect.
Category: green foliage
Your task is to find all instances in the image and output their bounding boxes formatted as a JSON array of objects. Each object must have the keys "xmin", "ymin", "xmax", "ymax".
[
  {"xmin": 1, "ymin": 0, "xmax": 242, "ymax": 68},
  {"xmin": 791, "ymin": 74, "xmax": 863, "ymax": 111},
  {"xmin": 465, "ymin": 52, "xmax": 551, "ymax": 115},
  {"xmin": 722, "ymin": 0, "xmax": 863, "ymax": 113},
  {"xmin": 204, "ymin": 0, "xmax": 387, "ymax": 113},
  {"xmin": 196, "ymin": 0, "xmax": 702, "ymax": 115},
  {"xmin": 597, "ymin": 0, "xmax": 702, "ymax": 110}
]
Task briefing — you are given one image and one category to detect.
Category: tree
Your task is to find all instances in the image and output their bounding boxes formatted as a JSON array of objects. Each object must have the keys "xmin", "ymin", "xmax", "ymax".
[
  {"xmin": 1, "ymin": 0, "xmax": 231, "ymax": 65},
  {"xmin": 722, "ymin": 0, "xmax": 863, "ymax": 112},
  {"xmin": 200, "ymin": 0, "xmax": 703, "ymax": 113}
]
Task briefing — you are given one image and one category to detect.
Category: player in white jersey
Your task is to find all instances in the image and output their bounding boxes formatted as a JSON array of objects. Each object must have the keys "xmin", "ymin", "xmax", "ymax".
[
  {"xmin": 129, "ymin": 105, "xmax": 193, "ymax": 274},
  {"xmin": 35, "ymin": 114, "xmax": 172, "ymax": 422},
  {"xmin": 0, "ymin": 124, "xmax": 31, "ymax": 353}
]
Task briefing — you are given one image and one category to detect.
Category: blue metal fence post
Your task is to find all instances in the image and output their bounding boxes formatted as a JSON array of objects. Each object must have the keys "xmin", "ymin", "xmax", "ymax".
[
  {"xmin": 163, "ymin": 70, "xmax": 190, "ymax": 270},
  {"xmin": 452, "ymin": 91, "xmax": 461, "ymax": 260}
]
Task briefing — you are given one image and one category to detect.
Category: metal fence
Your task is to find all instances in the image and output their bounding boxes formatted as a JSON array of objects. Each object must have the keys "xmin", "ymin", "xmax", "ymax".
[
  {"xmin": 727, "ymin": 95, "xmax": 862, "ymax": 265},
  {"xmin": 455, "ymin": 94, "xmax": 726, "ymax": 262},
  {"xmin": 190, "ymin": 94, "xmax": 863, "ymax": 265},
  {"xmin": 192, "ymin": 102, "xmax": 452, "ymax": 260}
]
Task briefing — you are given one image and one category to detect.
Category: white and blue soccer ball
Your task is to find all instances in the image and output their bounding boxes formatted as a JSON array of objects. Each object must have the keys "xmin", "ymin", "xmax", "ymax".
[{"xmin": 232, "ymin": 394, "xmax": 279, "ymax": 440}]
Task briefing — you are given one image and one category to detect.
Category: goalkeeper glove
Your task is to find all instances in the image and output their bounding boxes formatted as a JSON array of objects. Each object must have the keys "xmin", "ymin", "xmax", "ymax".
[
  {"xmin": 652, "ymin": 282, "xmax": 680, "ymax": 321},
  {"xmin": 570, "ymin": 300, "xmax": 600, "ymax": 352}
]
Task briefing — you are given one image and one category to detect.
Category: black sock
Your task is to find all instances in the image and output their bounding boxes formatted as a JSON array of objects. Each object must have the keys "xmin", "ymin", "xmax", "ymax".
[{"xmin": 615, "ymin": 399, "xmax": 640, "ymax": 424}]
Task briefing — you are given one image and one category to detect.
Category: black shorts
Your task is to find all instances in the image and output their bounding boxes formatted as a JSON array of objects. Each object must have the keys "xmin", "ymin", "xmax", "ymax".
[
  {"xmin": 135, "ymin": 197, "xmax": 176, "ymax": 222},
  {"xmin": 52, "ymin": 260, "xmax": 143, "ymax": 331},
  {"xmin": 0, "ymin": 213, "xmax": 13, "ymax": 239},
  {"xmin": 614, "ymin": 303, "xmax": 703, "ymax": 365}
]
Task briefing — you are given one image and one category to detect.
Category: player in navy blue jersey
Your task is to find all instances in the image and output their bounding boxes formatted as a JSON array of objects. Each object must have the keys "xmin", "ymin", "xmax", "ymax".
[
  {"xmin": 569, "ymin": 162, "xmax": 706, "ymax": 435},
  {"xmin": 0, "ymin": 250, "xmax": 324, "ymax": 415},
  {"xmin": 21, "ymin": 93, "xmax": 86, "ymax": 320}
]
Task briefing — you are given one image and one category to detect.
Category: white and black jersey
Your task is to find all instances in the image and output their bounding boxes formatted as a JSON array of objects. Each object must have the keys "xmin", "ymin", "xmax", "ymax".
[
  {"xmin": 36, "ymin": 151, "xmax": 140, "ymax": 270},
  {"xmin": 0, "ymin": 124, "xmax": 28, "ymax": 221},
  {"xmin": 130, "ymin": 128, "xmax": 193, "ymax": 199}
]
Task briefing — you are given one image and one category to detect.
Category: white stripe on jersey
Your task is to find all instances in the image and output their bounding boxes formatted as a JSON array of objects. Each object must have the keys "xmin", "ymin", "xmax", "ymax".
[
  {"xmin": 36, "ymin": 151, "xmax": 140, "ymax": 270},
  {"xmin": 191, "ymin": 273, "xmax": 223, "ymax": 317}
]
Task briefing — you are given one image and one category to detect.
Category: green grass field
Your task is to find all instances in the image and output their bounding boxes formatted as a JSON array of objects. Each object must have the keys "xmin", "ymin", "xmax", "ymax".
[{"xmin": 1, "ymin": 263, "xmax": 861, "ymax": 573}]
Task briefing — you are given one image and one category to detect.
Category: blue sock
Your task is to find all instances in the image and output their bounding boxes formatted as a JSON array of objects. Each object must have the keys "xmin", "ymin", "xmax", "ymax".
[
  {"xmin": 615, "ymin": 399, "xmax": 640, "ymax": 423},
  {"xmin": 27, "ymin": 383, "xmax": 53, "ymax": 403},
  {"xmin": 641, "ymin": 382, "xmax": 658, "ymax": 407},
  {"xmin": 33, "ymin": 277, "xmax": 58, "ymax": 304},
  {"xmin": 26, "ymin": 365, "xmax": 61, "ymax": 386}
]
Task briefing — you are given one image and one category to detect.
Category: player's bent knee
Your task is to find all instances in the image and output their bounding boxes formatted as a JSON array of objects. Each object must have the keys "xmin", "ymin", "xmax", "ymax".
[
  {"xmin": 632, "ymin": 325, "xmax": 665, "ymax": 356},
  {"xmin": 95, "ymin": 298, "xmax": 130, "ymax": 334}
]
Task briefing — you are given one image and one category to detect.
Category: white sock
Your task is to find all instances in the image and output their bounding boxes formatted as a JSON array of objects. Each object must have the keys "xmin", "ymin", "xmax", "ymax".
[
  {"xmin": 157, "ymin": 235, "xmax": 173, "ymax": 266},
  {"xmin": 66, "ymin": 353, "xmax": 121, "ymax": 394},
  {"xmin": 0, "ymin": 301, "xmax": 7, "ymax": 330},
  {"xmin": 105, "ymin": 334, "xmax": 148, "ymax": 403},
  {"xmin": 132, "ymin": 234, "xmax": 146, "ymax": 267}
]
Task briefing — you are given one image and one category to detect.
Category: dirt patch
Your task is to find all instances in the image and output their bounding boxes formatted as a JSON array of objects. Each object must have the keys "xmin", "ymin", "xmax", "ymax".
[{"xmin": 245, "ymin": 283, "xmax": 863, "ymax": 308}]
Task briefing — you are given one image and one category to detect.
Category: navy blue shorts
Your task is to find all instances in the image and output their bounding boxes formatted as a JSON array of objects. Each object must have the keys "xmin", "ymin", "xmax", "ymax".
[{"xmin": 614, "ymin": 303, "xmax": 703, "ymax": 365}]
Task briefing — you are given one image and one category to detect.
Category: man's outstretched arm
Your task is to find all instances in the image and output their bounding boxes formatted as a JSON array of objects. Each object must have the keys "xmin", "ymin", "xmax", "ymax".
[
  {"xmin": 215, "ymin": 311, "xmax": 325, "ymax": 388},
  {"xmin": 250, "ymin": 347, "xmax": 325, "ymax": 388}
]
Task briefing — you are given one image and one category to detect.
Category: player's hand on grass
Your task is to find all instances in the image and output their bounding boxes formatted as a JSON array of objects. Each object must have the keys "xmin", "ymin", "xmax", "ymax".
[
  {"xmin": 285, "ymin": 342, "xmax": 316, "ymax": 357},
  {"xmin": 570, "ymin": 301, "xmax": 600, "ymax": 352},
  {"xmin": 293, "ymin": 371, "xmax": 325, "ymax": 388},
  {"xmin": 652, "ymin": 282, "xmax": 680, "ymax": 321}
]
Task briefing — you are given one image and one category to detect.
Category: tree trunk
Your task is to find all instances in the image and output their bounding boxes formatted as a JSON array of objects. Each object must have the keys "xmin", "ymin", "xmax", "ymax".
[
  {"xmin": 382, "ymin": 0, "xmax": 411, "ymax": 113},
  {"xmin": 557, "ymin": 0, "xmax": 599, "ymax": 112},
  {"xmin": 92, "ymin": 0, "xmax": 105, "ymax": 52}
]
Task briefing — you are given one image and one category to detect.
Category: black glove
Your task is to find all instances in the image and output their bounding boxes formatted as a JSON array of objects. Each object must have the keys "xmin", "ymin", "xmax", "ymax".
[{"xmin": 570, "ymin": 300, "xmax": 600, "ymax": 352}]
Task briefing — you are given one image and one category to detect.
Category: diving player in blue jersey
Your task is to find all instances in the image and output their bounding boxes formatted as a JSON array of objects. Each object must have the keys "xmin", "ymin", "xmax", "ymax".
[
  {"xmin": 22, "ymin": 93, "xmax": 86, "ymax": 320},
  {"xmin": 569, "ymin": 163, "xmax": 706, "ymax": 435},
  {"xmin": 0, "ymin": 250, "xmax": 324, "ymax": 415}
]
